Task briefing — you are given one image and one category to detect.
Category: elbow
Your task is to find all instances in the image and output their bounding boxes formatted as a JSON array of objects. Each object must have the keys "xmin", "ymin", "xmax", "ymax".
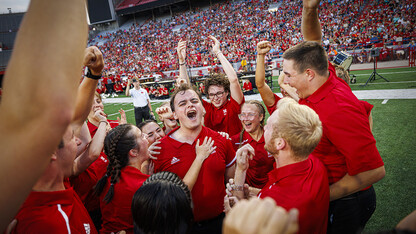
[{"xmin": 375, "ymin": 166, "xmax": 386, "ymax": 182}]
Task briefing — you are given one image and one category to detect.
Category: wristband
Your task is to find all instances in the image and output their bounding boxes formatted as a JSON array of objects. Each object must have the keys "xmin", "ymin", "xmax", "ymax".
[
  {"xmin": 179, "ymin": 61, "xmax": 186, "ymax": 66},
  {"xmin": 85, "ymin": 68, "xmax": 102, "ymax": 80},
  {"xmin": 99, "ymin": 120, "xmax": 108, "ymax": 125},
  {"xmin": 232, "ymin": 184, "xmax": 244, "ymax": 191}
]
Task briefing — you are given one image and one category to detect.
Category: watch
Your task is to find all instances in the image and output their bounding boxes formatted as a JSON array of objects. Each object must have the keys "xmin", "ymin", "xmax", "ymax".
[{"xmin": 85, "ymin": 68, "xmax": 102, "ymax": 80}]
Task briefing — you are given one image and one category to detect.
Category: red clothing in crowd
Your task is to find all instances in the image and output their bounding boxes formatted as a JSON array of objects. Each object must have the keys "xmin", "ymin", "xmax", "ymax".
[
  {"xmin": 12, "ymin": 188, "xmax": 98, "ymax": 234},
  {"xmin": 100, "ymin": 166, "xmax": 149, "ymax": 234},
  {"xmin": 153, "ymin": 126, "xmax": 236, "ymax": 221},
  {"xmin": 243, "ymin": 81, "xmax": 253, "ymax": 91},
  {"xmin": 203, "ymin": 97, "xmax": 244, "ymax": 136},
  {"xmin": 231, "ymin": 131, "xmax": 274, "ymax": 189},
  {"xmin": 259, "ymin": 155, "xmax": 329, "ymax": 234},
  {"xmin": 298, "ymin": 63, "xmax": 384, "ymax": 184}
]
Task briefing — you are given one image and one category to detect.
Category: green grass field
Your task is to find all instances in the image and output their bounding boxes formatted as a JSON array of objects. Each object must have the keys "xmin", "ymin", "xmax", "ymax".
[{"xmin": 104, "ymin": 67, "xmax": 416, "ymax": 233}]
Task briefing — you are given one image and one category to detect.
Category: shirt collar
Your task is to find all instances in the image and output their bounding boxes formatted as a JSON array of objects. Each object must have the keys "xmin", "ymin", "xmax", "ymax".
[
  {"xmin": 267, "ymin": 157, "xmax": 311, "ymax": 185},
  {"xmin": 300, "ymin": 62, "xmax": 337, "ymax": 104}
]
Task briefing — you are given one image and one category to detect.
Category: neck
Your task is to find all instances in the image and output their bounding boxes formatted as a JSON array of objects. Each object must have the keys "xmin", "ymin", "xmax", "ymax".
[
  {"xmin": 129, "ymin": 156, "xmax": 147, "ymax": 171},
  {"xmin": 248, "ymin": 127, "xmax": 263, "ymax": 141},
  {"xmin": 305, "ymin": 73, "xmax": 329, "ymax": 98},
  {"xmin": 274, "ymin": 151, "xmax": 307, "ymax": 169},
  {"xmin": 173, "ymin": 125, "xmax": 202, "ymax": 144},
  {"xmin": 32, "ymin": 166, "xmax": 65, "ymax": 192}
]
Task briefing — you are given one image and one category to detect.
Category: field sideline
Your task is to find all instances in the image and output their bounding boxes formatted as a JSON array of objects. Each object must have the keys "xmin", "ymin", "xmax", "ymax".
[{"xmin": 103, "ymin": 66, "xmax": 416, "ymax": 233}]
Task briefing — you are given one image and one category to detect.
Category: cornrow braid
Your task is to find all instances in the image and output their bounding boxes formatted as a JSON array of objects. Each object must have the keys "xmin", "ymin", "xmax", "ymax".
[
  {"xmin": 143, "ymin": 171, "xmax": 192, "ymax": 208},
  {"xmin": 94, "ymin": 124, "xmax": 136, "ymax": 203}
]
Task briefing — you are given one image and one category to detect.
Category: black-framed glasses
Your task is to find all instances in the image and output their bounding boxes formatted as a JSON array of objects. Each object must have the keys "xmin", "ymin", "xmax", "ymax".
[{"xmin": 208, "ymin": 91, "xmax": 225, "ymax": 98}]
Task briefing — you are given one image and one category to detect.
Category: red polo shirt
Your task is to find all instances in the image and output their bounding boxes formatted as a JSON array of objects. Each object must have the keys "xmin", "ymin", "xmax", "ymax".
[
  {"xmin": 153, "ymin": 126, "xmax": 236, "ymax": 221},
  {"xmin": 13, "ymin": 188, "xmax": 97, "ymax": 234},
  {"xmin": 231, "ymin": 131, "xmax": 275, "ymax": 189},
  {"xmin": 259, "ymin": 156, "xmax": 329, "ymax": 234},
  {"xmin": 100, "ymin": 166, "xmax": 149, "ymax": 234},
  {"xmin": 265, "ymin": 93, "xmax": 281, "ymax": 115},
  {"xmin": 299, "ymin": 63, "xmax": 384, "ymax": 184},
  {"xmin": 203, "ymin": 96, "xmax": 244, "ymax": 136}
]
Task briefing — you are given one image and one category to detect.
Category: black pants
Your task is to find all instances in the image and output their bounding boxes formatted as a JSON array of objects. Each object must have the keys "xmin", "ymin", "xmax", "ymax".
[
  {"xmin": 328, "ymin": 186, "xmax": 376, "ymax": 234},
  {"xmin": 134, "ymin": 105, "xmax": 151, "ymax": 126},
  {"xmin": 190, "ymin": 213, "xmax": 225, "ymax": 234}
]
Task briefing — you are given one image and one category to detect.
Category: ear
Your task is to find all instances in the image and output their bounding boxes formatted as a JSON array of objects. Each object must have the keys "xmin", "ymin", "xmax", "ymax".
[
  {"xmin": 305, "ymin": 69, "xmax": 315, "ymax": 81},
  {"xmin": 51, "ymin": 152, "xmax": 58, "ymax": 161},
  {"xmin": 129, "ymin": 148, "xmax": 140, "ymax": 158},
  {"xmin": 275, "ymin": 137, "xmax": 286, "ymax": 151}
]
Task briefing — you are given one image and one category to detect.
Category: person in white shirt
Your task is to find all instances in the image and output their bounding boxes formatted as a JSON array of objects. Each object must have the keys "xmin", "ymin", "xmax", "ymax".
[{"xmin": 126, "ymin": 78, "xmax": 154, "ymax": 126}]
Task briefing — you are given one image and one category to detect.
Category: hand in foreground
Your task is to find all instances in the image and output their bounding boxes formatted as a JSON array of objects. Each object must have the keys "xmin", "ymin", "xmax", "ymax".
[{"xmin": 223, "ymin": 197, "xmax": 299, "ymax": 234}]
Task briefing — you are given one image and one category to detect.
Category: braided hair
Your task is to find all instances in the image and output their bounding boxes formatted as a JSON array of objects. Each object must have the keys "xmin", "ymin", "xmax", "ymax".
[
  {"xmin": 238, "ymin": 100, "xmax": 266, "ymax": 148},
  {"xmin": 94, "ymin": 124, "xmax": 138, "ymax": 203},
  {"xmin": 132, "ymin": 171, "xmax": 193, "ymax": 234}
]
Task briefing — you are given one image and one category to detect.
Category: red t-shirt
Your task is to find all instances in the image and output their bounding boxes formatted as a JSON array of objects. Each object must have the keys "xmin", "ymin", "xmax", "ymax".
[
  {"xmin": 265, "ymin": 93, "xmax": 281, "ymax": 115},
  {"xmin": 153, "ymin": 126, "xmax": 236, "ymax": 221},
  {"xmin": 259, "ymin": 156, "xmax": 329, "ymax": 234},
  {"xmin": 100, "ymin": 166, "xmax": 149, "ymax": 234},
  {"xmin": 230, "ymin": 131, "xmax": 274, "ymax": 189},
  {"xmin": 13, "ymin": 188, "xmax": 97, "ymax": 234},
  {"xmin": 203, "ymin": 96, "xmax": 244, "ymax": 136},
  {"xmin": 299, "ymin": 63, "xmax": 384, "ymax": 184},
  {"xmin": 243, "ymin": 81, "xmax": 253, "ymax": 91}
]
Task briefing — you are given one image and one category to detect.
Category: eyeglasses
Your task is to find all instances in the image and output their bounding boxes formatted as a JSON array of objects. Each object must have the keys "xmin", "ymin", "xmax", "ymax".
[
  {"xmin": 238, "ymin": 112, "xmax": 258, "ymax": 121},
  {"xmin": 208, "ymin": 91, "xmax": 225, "ymax": 98}
]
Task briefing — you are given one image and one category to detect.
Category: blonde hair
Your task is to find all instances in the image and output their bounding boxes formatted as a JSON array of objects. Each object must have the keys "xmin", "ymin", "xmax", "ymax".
[
  {"xmin": 333, "ymin": 63, "xmax": 350, "ymax": 85},
  {"xmin": 273, "ymin": 98, "xmax": 322, "ymax": 159}
]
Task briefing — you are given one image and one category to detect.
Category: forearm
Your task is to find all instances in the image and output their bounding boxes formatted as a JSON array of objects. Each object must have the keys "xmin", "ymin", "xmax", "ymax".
[
  {"xmin": 217, "ymin": 52, "xmax": 238, "ymax": 83},
  {"xmin": 255, "ymin": 55, "xmax": 275, "ymax": 106},
  {"xmin": 179, "ymin": 64, "xmax": 190, "ymax": 84},
  {"xmin": 329, "ymin": 166, "xmax": 385, "ymax": 201},
  {"xmin": 125, "ymin": 86, "xmax": 131, "ymax": 96},
  {"xmin": 0, "ymin": 0, "xmax": 87, "ymax": 230},
  {"xmin": 183, "ymin": 158, "xmax": 205, "ymax": 191},
  {"xmin": 233, "ymin": 168, "xmax": 247, "ymax": 200},
  {"xmin": 73, "ymin": 121, "xmax": 107, "ymax": 176},
  {"xmin": 302, "ymin": 6, "xmax": 322, "ymax": 43},
  {"xmin": 72, "ymin": 78, "xmax": 99, "ymax": 128},
  {"xmin": 147, "ymin": 100, "xmax": 153, "ymax": 112}
]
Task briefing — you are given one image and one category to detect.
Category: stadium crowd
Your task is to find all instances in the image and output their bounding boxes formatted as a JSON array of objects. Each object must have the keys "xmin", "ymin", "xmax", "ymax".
[
  {"xmin": 90, "ymin": 0, "xmax": 415, "ymax": 76},
  {"xmin": 1, "ymin": 0, "xmax": 416, "ymax": 234}
]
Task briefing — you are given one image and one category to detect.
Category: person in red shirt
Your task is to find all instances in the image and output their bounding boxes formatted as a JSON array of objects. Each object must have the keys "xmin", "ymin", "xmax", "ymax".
[
  {"xmin": 254, "ymin": 1, "xmax": 385, "ymax": 233},
  {"xmin": 242, "ymin": 79, "xmax": 254, "ymax": 95},
  {"xmin": 94, "ymin": 124, "xmax": 150, "ymax": 234},
  {"xmin": 178, "ymin": 37, "xmax": 245, "ymax": 136},
  {"xmin": 230, "ymin": 97, "xmax": 329, "ymax": 234},
  {"xmin": 113, "ymin": 81, "xmax": 123, "ymax": 94},
  {"xmin": 230, "ymin": 100, "xmax": 274, "ymax": 189},
  {"xmin": 152, "ymin": 84, "xmax": 236, "ymax": 234}
]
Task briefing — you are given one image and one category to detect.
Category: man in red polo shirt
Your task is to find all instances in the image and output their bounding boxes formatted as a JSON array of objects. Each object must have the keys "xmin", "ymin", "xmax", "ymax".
[
  {"xmin": 254, "ymin": 1, "xmax": 385, "ymax": 233},
  {"xmin": 152, "ymin": 84, "xmax": 236, "ymax": 234},
  {"xmin": 231, "ymin": 97, "xmax": 329, "ymax": 234},
  {"xmin": 177, "ymin": 37, "xmax": 244, "ymax": 136}
]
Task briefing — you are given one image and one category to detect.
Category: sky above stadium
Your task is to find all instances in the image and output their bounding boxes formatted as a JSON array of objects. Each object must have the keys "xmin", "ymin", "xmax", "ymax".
[{"xmin": 1, "ymin": 0, "xmax": 30, "ymax": 14}]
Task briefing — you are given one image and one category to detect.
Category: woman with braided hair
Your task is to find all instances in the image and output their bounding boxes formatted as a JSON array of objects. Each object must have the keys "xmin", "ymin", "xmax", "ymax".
[
  {"xmin": 94, "ymin": 124, "xmax": 150, "ymax": 234},
  {"xmin": 131, "ymin": 171, "xmax": 194, "ymax": 234},
  {"xmin": 230, "ymin": 100, "xmax": 275, "ymax": 189}
]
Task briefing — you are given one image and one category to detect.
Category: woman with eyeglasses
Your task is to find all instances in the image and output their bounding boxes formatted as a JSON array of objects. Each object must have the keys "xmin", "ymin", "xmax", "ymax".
[
  {"xmin": 177, "ymin": 37, "xmax": 244, "ymax": 136},
  {"xmin": 230, "ymin": 100, "xmax": 275, "ymax": 189}
]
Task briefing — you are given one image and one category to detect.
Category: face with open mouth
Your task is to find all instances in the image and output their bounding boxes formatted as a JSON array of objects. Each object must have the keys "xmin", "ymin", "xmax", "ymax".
[
  {"xmin": 207, "ymin": 85, "xmax": 228, "ymax": 108},
  {"xmin": 239, "ymin": 103, "xmax": 262, "ymax": 134},
  {"xmin": 173, "ymin": 89, "xmax": 204, "ymax": 130}
]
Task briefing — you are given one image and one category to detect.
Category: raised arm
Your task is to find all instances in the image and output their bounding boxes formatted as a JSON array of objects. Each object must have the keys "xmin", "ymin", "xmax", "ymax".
[
  {"xmin": 209, "ymin": 35, "xmax": 244, "ymax": 104},
  {"xmin": 72, "ymin": 111, "xmax": 108, "ymax": 176},
  {"xmin": 72, "ymin": 46, "xmax": 104, "ymax": 130},
  {"xmin": 302, "ymin": 0, "xmax": 322, "ymax": 43},
  {"xmin": 177, "ymin": 39, "xmax": 190, "ymax": 84},
  {"xmin": 255, "ymin": 41, "xmax": 276, "ymax": 107},
  {"xmin": 125, "ymin": 79, "xmax": 132, "ymax": 96},
  {"xmin": 0, "ymin": 0, "xmax": 87, "ymax": 229}
]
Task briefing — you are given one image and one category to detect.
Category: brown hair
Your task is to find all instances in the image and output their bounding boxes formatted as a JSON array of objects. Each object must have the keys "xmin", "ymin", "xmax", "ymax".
[
  {"xmin": 204, "ymin": 73, "xmax": 230, "ymax": 99},
  {"xmin": 283, "ymin": 41, "xmax": 328, "ymax": 77}
]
